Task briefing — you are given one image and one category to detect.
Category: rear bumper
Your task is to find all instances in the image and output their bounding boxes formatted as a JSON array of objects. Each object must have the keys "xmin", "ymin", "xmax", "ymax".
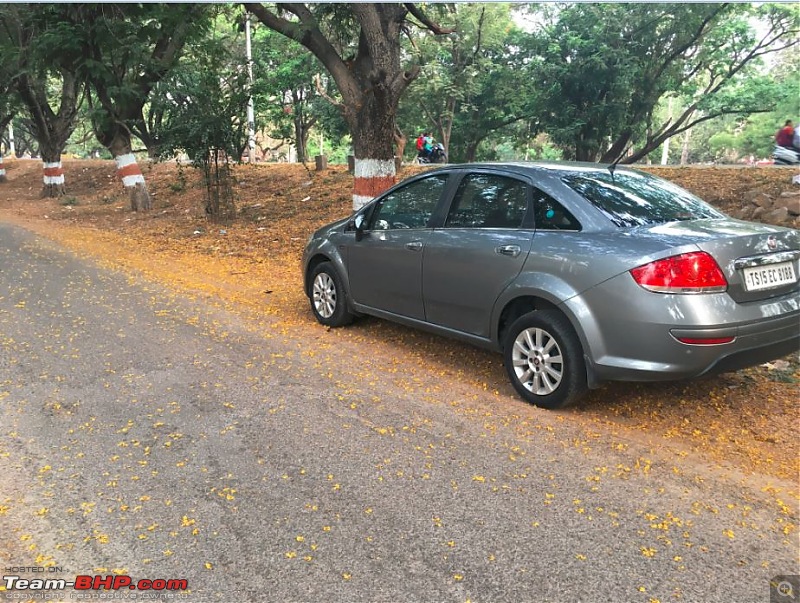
[
  {"xmin": 703, "ymin": 332, "xmax": 798, "ymax": 376},
  {"xmin": 566, "ymin": 278, "xmax": 800, "ymax": 383},
  {"xmin": 591, "ymin": 311, "xmax": 798, "ymax": 382}
]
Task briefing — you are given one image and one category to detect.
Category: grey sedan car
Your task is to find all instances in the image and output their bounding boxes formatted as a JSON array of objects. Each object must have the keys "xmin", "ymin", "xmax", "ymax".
[{"xmin": 302, "ymin": 163, "xmax": 799, "ymax": 409}]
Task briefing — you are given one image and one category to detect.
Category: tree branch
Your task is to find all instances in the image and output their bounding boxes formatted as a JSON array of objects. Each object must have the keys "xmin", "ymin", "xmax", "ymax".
[
  {"xmin": 313, "ymin": 73, "xmax": 343, "ymax": 109},
  {"xmin": 403, "ymin": 3, "xmax": 455, "ymax": 34},
  {"xmin": 244, "ymin": 2, "xmax": 361, "ymax": 106}
]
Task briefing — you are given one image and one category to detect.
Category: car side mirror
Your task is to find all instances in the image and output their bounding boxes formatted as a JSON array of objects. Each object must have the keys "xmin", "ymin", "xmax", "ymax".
[{"xmin": 354, "ymin": 214, "xmax": 365, "ymax": 241}]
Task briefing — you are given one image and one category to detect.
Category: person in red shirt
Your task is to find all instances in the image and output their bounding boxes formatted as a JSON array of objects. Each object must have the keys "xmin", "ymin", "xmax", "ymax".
[{"xmin": 775, "ymin": 120, "xmax": 795, "ymax": 148}]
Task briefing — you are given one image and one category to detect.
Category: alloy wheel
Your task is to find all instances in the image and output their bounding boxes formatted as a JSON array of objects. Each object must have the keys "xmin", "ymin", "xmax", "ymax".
[
  {"xmin": 312, "ymin": 272, "xmax": 337, "ymax": 319},
  {"xmin": 511, "ymin": 327, "xmax": 564, "ymax": 395}
]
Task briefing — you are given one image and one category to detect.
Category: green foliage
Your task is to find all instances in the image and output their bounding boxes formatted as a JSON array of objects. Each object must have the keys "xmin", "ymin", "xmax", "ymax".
[
  {"xmin": 154, "ymin": 45, "xmax": 250, "ymax": 164},
  {"xmin": 399, "ymin": 4, "xmax": 529, "ymax": 161},
  {"xmin": 42, "ymin": 4, "xmax": 214, "ymax": 155},
  {"xmin": 729, "ymin": 47, "xmax": 800, "ymax": 159},
  {"xmin": 153, "ymin": 36, "xmax": 249, "ymax": 219},
  {"xmin": 3, "ymin": 3, "xmax": 797, "ymax": 169},
  {"xmin": 524, "ymin": 3, "xmax": 798, "ymax": 162},
  {"xmin": 307, "ymin": 134, "xmax": 352, "ymax": 164},
  {"xmin": 250, "ymin": 26, "xmax": 349, "ymax": 162}
]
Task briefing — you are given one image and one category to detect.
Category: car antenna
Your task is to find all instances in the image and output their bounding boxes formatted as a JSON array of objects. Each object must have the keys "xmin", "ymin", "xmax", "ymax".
[{"xmin": 607, "ymin": 147, "xmax": 630, "ymax": 180}]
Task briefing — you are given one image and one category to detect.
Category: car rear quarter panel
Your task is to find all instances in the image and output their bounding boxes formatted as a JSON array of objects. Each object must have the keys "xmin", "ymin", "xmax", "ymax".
[{"xmin": 491, "ymin": 230, "xmax": 706, "ymax": 349}]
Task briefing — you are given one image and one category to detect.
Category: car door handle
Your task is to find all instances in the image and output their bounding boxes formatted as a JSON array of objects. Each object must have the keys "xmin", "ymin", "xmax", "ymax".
[
  {"xmin": 496, "ymin": 245, "xmax": 521, "ymax": 257},
  {"xmin": 405, "ymin": 241, "xmax": 424, "ymax": 251}
]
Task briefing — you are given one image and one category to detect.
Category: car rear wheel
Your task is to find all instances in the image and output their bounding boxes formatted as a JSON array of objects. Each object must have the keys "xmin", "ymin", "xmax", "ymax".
[
  {"xmin": 310, "ymin": 262, "xmax": 354, "ymax": 327},
  {"xmin": 503, "ymin": 310, "xmax": 587, "ymax": 410}
]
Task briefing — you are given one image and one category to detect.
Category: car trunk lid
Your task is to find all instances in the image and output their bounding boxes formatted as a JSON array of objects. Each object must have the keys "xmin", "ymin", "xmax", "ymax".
[{"xmin": 642, "ymin": 218, "xmax": 800, "ymax": 303}]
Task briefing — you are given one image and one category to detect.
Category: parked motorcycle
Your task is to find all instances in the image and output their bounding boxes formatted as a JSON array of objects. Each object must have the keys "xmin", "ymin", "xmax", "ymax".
[{"xmin": 772, "ymin": 145, "xmax": 800, "ymax": 165}]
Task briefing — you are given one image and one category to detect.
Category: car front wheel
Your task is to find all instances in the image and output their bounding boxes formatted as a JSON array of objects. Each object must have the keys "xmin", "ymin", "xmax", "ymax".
[
  {"xmin": 309, "ymin": 262, "xmax": 354, "ymax": 327},
  {"xmin": 503, "ymin": 310, "xmax": 587, "ymax": 410}
]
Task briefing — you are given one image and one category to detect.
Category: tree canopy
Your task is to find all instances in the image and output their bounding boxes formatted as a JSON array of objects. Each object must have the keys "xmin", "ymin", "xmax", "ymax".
[
  {"xmin": 0, "ymin": 1, "xmax": 796, "ymax": 202},
  {"xmin": 523, "ymin": 2, "xmax": 798, "ymax": 163}
]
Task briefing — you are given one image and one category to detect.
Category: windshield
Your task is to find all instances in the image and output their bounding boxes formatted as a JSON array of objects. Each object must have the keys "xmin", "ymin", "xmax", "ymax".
[{"xmin": 562, "ymin": 171, "xmax": 725, "ymax": 227}]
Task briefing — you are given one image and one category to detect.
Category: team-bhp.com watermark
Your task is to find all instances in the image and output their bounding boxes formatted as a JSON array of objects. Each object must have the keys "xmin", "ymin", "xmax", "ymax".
[{"xmin": 2, "ymin": 570, "xmax": 189, "ymax": 600}]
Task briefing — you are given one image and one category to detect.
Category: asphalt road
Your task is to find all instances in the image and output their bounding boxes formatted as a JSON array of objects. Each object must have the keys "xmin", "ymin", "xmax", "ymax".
[{"xmin": 0, "ymin": 222, "xmax": 797, "ymax": 603}]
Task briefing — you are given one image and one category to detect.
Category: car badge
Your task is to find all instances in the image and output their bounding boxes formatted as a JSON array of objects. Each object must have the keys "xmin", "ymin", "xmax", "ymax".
[{"xmin": 767, "ymin": 235, "xmax": 778, "ymax": 251}]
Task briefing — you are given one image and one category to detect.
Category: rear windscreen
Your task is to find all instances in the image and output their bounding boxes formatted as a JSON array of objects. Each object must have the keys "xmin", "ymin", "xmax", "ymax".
[{"xmin": 562, "ymin": 171, "xmax": 724, "ymax": 227}]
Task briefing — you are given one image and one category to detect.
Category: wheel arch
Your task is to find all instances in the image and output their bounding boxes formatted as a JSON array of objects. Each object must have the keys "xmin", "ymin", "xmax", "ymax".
[
  {"xmin": 305, "ymin": 249, "xmax": 351, "ymax": 301},
  {"xmin": 304, "ymin": 253, "xmax": 333, "ymax": 297},
  {"xmin": 496, "ymin": 295, "xmax": 559, "ymax": 349},
  {"xmin": 495, "ymin": 294, "xmax": 600, "ymax": 389}
]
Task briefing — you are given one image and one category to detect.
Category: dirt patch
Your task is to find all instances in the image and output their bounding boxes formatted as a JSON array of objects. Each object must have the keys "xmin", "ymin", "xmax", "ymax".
[{"xmin": 0, "ymin": 158, "xmax": 798, "ymax": 481}]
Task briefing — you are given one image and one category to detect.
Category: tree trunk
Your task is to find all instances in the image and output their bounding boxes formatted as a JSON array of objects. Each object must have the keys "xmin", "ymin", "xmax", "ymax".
[
  {"xmin": 574, "ymin": 143, "xmax": 599, "ymax": 163},
  {"xmin": 0, "ymin": 115, "xmax": 13, "ymax": 177},
  {"xmin": 244, "ymin": 3, "xmax": 453, "ymax": 208},
  {"xmin": 294, "ymin": 105, "xmax": 317, "ymax": 166},
  {"xmin": 347, "ymin": 95, "xmax": 398, "ymax": 211},
  {"xmin": 132, "ymin": 108, "xmax": 161, "ymax": 159},
  {"xmin": 600, "ymin": 129, "xmax": 632, "ymax": 164},
  {"xmin": 203, "ymin": 152, "xmax": 236, "ymax": 222},
  {"xmin": 393, "ymin": 126, "xmax": 407, "ymax": 163},
  {"xmin": 101, "ymin": 128, "xmax": 152, "ymax": 211},
  {"xmin": 465, "ymin": 140, "xmax": 480, "ymax": 163},
  {"xmin": 40, "ymin": 147, "xmax": 66, "ymax": 197},
  {"xmin": 440, "ymin": 97, "xmax": 456, "ymax": 160},
  {"xmin": 294, "ymin": 112, "xmax": 308, "ymax": 164},
  {"xmin": 680, "ymin": 128, "xmax": 692, "ymax": 165},
  {"xmin": 15, "ymin": 70, "xmax": 80, "ymax": 197},
  {"xmin": 115, "ymin": 152, "xmax": 151, "ymax": 212}
]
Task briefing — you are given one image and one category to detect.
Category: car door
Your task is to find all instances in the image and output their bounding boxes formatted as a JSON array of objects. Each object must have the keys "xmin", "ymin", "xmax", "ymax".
[
  {"xmin": 422, "ymin": 171, "xmax": 534, "ymax": 337},
  {"xmin": 348, "ymin": 174, "xmax": 449, "ymax": 320}
]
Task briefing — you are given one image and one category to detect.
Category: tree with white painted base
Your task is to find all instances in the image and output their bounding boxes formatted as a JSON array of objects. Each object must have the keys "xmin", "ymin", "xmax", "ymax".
[
  {"xmin": 91, "ymin": 115, "xmax": 151, "ymax": 212},
  {"xmin": 0, "ymin": 5, "xmax": 82, "ymax": 197},
  {"xmin": 16, "ymin": 70, "xmax": 81, "ymax": 198},
  {"xmin": 0, "ymin": 95, "xmax": 14, "ymax": 184},
  {"xmin": 64, "ymin": 4, "xmax": 210, "ymax": 211},
  {"xmin": 245, "ymin": 3, "xmax": 451, "ymax": 209}
]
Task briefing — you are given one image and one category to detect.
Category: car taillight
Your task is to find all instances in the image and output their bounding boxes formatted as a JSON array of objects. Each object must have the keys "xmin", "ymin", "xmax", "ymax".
[{"xmin": 630, "ymin": 252, "xmax": 727, "ymax": 294}]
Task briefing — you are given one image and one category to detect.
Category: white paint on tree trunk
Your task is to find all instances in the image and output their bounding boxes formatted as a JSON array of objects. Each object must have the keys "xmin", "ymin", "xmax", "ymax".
[
  {"xmin": 352, "ymin": 194, "xmax": 374, "ymax": 210},
  {"xmin": 352, "ymin": 158, "xmax": 396, "ymax": 211},
  {"xmin": 43, "ymin": 162, "xmax": 65, "ymax": 185},
  {"xmin": 353, "ymin": 158, "xmax": 396, "ymax": 179},
  {"xmin": 115, "ymin": 153, "xmax": 146, "ymax": 187}
]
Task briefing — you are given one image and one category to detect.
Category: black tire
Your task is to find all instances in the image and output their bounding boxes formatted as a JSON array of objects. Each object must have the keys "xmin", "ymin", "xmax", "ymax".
[
  {"xmin": 309, "ymin": 262, "xmax": 354, "ymax": 327},
  {"xmin": 502, "ymin": 310, "xmax": 587, "ymax": 410}
]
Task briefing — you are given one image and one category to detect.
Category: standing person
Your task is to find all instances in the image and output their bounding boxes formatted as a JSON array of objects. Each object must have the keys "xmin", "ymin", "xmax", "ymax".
[{"xmin": 775, "ymin": 120, "xmax": 795, "ymax": 148}]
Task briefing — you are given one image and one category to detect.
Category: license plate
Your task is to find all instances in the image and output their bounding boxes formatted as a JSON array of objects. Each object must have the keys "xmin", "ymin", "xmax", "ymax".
[{"xmin": 742, "ymin": 261, "xmax": 797, "ymax": 292}]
